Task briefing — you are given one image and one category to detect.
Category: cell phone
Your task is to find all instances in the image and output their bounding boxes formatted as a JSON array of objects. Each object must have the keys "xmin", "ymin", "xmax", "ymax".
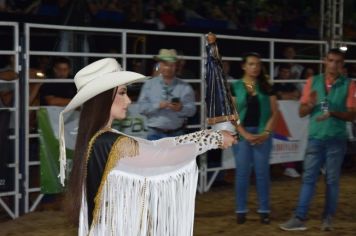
[{"xmin": 171, "ymin": 97, "xmax": 180, "ymax": 103}]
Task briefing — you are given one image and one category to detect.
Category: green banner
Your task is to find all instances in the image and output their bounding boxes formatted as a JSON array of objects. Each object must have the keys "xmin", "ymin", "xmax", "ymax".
[{"xmin": 38, "ymin": 108, "xmax": 74, "ymax": 194}]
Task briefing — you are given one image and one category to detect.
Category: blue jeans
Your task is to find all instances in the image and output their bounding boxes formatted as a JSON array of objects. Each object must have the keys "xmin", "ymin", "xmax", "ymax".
[
  {"xmin": 295, "ymin": 138, "xmax": 346, "ymax": 220},
  {"xmin": 233, "ymin": 127, "xmax": 272, "ymax": 213},
  {"xmin": 147, "ymin": 127, "xmax": 184, "ymax": 140}
]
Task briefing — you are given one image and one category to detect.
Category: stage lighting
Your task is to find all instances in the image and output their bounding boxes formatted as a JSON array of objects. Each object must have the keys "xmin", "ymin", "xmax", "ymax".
[
  {"xmin": 339, "ymin": 45, "xmax": 348, "ymax": 52},
  {"xmin": 36, "ymin": 72, "xmax": 45, "ymax": 78}
]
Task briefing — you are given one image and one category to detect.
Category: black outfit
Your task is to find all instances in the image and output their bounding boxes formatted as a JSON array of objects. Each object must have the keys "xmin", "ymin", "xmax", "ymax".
[
  {"xmin": 39, "ymin": 78, "xmax": 76, "ymax": 105},
  {"xmin": 86, "ymin": 131, "xmax": 122, "ymax": 227},
  {"xmin": 244, "ymin": 95, "xmax": 260, "ymax": 127},
  {"xmin": 244, "ymin": 88, "xmax": 275, "ymax": 126}
]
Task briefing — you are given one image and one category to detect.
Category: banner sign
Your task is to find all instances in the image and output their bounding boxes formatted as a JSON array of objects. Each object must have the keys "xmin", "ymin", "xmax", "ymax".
[{"xmin": 38, "ymin": 107, "xmax": 78, "ymax": 193}]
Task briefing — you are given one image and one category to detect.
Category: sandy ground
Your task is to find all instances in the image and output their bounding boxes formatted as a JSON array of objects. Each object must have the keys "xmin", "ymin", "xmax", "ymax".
[{"xmin": 0, "ymin": 168, "xmax": 355, "ymax": 236}]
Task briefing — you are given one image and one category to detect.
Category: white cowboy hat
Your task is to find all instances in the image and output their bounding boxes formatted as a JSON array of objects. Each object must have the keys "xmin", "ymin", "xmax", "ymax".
[
  {"xmin": 154, "ymin": 49, "xmax": 178, "ymax": 62},
  {"xmin": 59, "ymin": 58, "xmax": 147, "ymax": 185}
]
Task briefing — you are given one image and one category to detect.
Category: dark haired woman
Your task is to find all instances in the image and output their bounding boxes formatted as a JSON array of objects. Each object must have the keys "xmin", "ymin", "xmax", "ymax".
[
  {"xmin": 59, "ymin": 58, "xmax": 236, "ymax": 235},
  {"xmin": 232, "ymin": 53, "xmax": 278, "ymax": 224}
]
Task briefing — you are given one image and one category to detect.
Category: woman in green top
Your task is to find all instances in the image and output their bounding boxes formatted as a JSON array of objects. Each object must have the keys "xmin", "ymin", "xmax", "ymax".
[{"xmin": 232, "ymin": 52, "xmax": 278, "ymax": 224}]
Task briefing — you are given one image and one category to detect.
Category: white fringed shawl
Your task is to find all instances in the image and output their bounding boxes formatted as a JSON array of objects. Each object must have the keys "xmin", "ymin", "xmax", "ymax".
[
  {"xmin": 79, "ymin": 160, "xmax": 198, "ymax": 236},
  {"xmin": 78, "ymin": 129, "xmax": 221, "ymax": 236}
]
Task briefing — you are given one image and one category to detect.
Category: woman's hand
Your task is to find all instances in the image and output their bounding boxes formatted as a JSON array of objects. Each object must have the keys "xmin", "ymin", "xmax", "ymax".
[
  {"xmin": 243, "ymin": 132, "xmax": 258, "ymax": 143},
  {"xmin": 251, "ymin": 132, "xmax": 270, "ymax": 145},
  {"xmin": 220, "ymin": 130, "xmax": 238, "ymax": 149}
]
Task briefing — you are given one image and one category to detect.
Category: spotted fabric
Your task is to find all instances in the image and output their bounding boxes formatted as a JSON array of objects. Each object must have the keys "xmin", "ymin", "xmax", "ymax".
[{"xmin": 174, "ymin": 130, "xmax": 223, "ymax": 155}]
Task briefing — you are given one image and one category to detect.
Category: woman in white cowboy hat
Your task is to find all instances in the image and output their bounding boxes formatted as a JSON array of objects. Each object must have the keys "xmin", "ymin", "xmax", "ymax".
[{"xmin": 60, "ymin": 58, "xmax": 236, "ymax": 236}]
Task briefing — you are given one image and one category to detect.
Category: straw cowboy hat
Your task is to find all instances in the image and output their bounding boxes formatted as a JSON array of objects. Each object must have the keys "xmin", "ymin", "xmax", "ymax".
[
  {"xmin": 154, "ymin": 49, "xmax": 178, "ymax": 62},
  {"xmin": 58, "ymin": 58, "xmax": 146, "ymax": 185}
]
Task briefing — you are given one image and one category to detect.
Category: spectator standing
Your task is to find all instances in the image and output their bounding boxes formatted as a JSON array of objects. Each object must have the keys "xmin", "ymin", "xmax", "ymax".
[
  {"xmin": 137, "ymin": 49, "xmax": 196, "ymax": 140},
  {"xmin": 231, "ymin": 52, "xmax": 278, "ymax": 224},
  {"xmin": 280, "ymin": 49, "xmax": 356, "ymax": 231}
]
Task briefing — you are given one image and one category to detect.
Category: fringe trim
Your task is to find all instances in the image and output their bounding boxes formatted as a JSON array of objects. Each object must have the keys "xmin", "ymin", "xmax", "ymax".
[
  {"xmin": 90, "ymin": 136, "xmax": 139, "ymax": 230},
  {"xmin": 85, "ymin": 160, "xmax": 198, "ymax": 236},
  {"xmin": 58, "ymin": 111, "xmax": 66, "ymax": 186}
]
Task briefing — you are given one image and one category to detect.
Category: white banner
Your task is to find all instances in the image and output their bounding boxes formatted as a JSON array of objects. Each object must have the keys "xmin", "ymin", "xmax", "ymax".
[{"xmin": 45, "ymin": 106, "xmax": 80, "ymax": 150}]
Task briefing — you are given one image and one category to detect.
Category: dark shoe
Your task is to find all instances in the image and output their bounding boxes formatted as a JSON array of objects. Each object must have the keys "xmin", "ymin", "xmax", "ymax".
[
  {"xmin": 237, "ymin": 213, "xmax": 246, "ymax": 224},
  {"xmin": 260, "ymin": 213, "xmax": 270, "ymax": 224},
  {"xmin": 321, "ymin": 216, "xmax": 333, "ymax": 231},
  {"xmin": 280, "ymin": 216, "xmax": 307, "ymax": 231}
]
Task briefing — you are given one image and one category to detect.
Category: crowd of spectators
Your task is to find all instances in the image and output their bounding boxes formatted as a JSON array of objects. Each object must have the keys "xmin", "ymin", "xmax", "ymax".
[{"xmin": 3, "ymin": 0, "xmax": 356, "ymax": 39}]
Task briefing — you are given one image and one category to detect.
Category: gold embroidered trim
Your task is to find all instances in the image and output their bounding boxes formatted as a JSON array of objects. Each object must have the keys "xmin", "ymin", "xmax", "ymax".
[
  {"xmin": 84, "ymin": 128, "xmax": 111, "ymax": 182},
  {"xmin": 90, "ymin": 135, "xmax": 139, "ymax": 229}
]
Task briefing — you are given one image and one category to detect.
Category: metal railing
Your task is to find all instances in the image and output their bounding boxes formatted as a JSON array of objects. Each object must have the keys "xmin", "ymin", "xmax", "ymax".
[{"xmin": 0, "ymin": 21, "xmax": 20, "ymax": 219}]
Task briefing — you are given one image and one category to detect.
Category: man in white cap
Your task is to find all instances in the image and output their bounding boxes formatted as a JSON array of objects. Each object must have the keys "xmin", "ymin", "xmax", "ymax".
[{"xmin": 137, "ymin": 48, "xmax": 196, "ymax": 140}]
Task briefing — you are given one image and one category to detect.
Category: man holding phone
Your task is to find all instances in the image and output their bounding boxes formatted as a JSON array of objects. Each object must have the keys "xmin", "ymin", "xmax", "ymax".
[{"xmin": 138, "ymin": 49, "xmax": 196, "ymax": 140}]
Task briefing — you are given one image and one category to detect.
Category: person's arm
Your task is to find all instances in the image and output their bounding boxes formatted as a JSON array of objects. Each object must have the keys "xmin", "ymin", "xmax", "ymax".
[
  {"xmin": 0, "ymin": 70, "xmax": 17, "ymax": 81},
  {"xmin": 316, "ymin": 108, "xmax": 355, "ymax": 122},
  {"xmin": 329, "ymin": 109, "xmax": 356, "ymax": 121},
  {"xmin": 0, "ymin": 91, "xmax": 13, "ymax": 106},
  {"xmin": 29, "ymin": 83, "xmax": 42, "ymax": 105},
  {"xmin": 264, "ymin": 95, "xmax": 279, "ymax": 132},
  {"xmin": 253, "ymin": 95, "xmax": 279, "ymax": 144},
  {"xmin": 118, "ymin": 130, "xmax": 236, "ymax": 168},
  {"xmin": 299, "ymin": 102, "xmax": 315, "ymax": 117},
  {"xmin": 145, "ymin": 129, "xmax": 235, "ymax": 151},
  {"xmin": 299, "ymin": 77, "xmax": 316, "ymax": 117},
  {"xmin": 236, "ymin": 125, "xmax": 258, "ymax": 143},
  {"xmin": 332, "ymin": 81, "xmax": 356, "ymax": 121}
]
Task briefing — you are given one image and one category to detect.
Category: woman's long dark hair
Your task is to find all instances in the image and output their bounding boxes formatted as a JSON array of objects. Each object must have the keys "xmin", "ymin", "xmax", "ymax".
[
  {"xmin": 65, "ymin": 88, "xmax": 115, "ymax": 225},
  {"xmin": 241, "ymin": 52, "xmax": 273, "ymax": 94}
]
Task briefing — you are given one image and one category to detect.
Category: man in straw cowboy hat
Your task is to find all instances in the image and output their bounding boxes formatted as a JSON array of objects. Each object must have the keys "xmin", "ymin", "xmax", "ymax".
[
  {"xmin": 59, "ymin": 58, "xmax": 236, "ymax": 235},
  {"xmin": 137, "ymin": 49, "xmax": 196, "ymax": 140}
]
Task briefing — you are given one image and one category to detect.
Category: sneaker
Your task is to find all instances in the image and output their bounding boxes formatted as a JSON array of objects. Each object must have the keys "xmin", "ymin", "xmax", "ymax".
[
  {"xmin": 260, "ymin": 213, "xmax": 270, "ymax": 224},
  {"xmin": 280, "ymin": 216, "xmax": 307, "ymax": 231},
  {"xmin": 284, "ymin": 168, "xmax": 301, "ymax": 178},
  {"xmin": 321, "ymin": 216, "xmax": 333, "ymax": 231},
  {"xmin": 236, "ymin": 213, "xmax": 246, "ymax": 224}
]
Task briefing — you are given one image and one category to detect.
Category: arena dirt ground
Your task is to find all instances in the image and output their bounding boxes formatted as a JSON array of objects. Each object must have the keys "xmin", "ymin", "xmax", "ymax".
[{"xmin": 0, "ymin": 166, "xmax": 355, "ymax": 236}]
